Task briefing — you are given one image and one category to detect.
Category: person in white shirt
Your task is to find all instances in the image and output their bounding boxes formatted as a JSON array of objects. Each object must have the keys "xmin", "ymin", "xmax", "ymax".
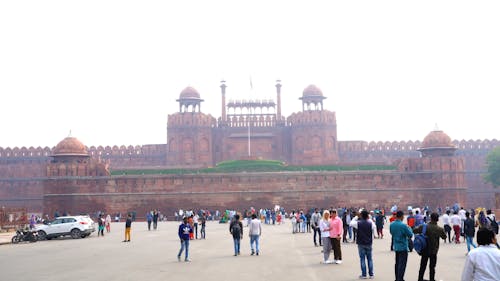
[
  {"xmin": 461, "ymin": 228, "xmax": 500, "ymax": 281},
  {"xmin": 450, "ymin": 211, "xmax": 461, "ymax": 244},
  {"xmin": 248, "ymin": 213, "xmax": 262, "ymax": 256},
  {"xmin": 459, "ymin": 207, "xmax": 467, "ymax": 241},
  {"xmin": 441, "ymin": 210, "xmax": 451, "ymax": 243}
]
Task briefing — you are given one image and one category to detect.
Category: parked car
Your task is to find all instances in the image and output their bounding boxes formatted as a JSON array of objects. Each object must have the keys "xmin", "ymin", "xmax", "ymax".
[{"xmin": 35, "ymin": 216, "xmax": 95, "ymax": 240}]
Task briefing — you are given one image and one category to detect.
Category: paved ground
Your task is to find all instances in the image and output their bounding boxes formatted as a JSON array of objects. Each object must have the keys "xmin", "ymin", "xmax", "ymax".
[{"xmin": 0, "ymin": 220, "xmax": 478, "ymax": 281}]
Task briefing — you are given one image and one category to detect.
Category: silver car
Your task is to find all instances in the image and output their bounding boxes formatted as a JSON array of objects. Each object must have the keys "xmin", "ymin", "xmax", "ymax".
[{"xmin": 35, "ymin": 216, "xmax": 96, "ymax": 240}]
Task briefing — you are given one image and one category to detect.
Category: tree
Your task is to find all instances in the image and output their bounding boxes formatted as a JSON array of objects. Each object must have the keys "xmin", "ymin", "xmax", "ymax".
[{"xmin": 484, "ymin": 146, "xmax": 500, "ymax": 188}]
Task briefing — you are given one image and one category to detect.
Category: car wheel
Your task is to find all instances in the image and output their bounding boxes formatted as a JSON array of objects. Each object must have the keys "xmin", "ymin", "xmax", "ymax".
[
  {"xmin": 38, "ymin": 231, "xmax": 47, "ymax": 241},
  {"xmin": 70, "ymin": 228, "xmax": 81, "ymax": 239}
]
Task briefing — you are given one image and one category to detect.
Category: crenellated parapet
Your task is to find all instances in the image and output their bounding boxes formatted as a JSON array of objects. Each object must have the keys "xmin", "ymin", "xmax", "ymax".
[
  {"xmin": 287, "ymin": 110, "xmax": 336, "ymax": 127},
  {"xmin": 0, "ymin": 146, "xmax": 52, "ymax": 159},
  {"xmin": 167, "ymin": 112, "xmax": 217, "ymax": 128}
]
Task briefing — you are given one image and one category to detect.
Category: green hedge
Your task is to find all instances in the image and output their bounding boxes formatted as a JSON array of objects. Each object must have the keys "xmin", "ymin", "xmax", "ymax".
[{"xmin": 111, "ymin": 160, "xmax": 396, "ymax": 175}]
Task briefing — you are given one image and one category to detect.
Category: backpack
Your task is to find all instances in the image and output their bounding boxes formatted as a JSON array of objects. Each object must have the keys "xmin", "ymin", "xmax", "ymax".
[
  {"xmin": 231, "ymin": 222, "xmax": 241, "ymax": 238},
  {"xmin": 487, "ymin": 217, "xmax": 499, "ymax": 234},
  {"xmin": 413, "ymin": 224, "xmax": 428, "ymax": 255}
]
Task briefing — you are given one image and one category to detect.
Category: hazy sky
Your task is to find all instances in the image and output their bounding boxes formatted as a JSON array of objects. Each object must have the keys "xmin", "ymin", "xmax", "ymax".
[{"xmin": 1, "ymin": 1, "xmax": 499, "ymax": 148}]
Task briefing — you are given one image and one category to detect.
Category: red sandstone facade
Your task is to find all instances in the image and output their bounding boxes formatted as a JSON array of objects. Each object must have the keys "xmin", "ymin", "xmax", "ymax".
[{"xmin": 0, "ymin": 82, "xmax": 498, "ymax": 214}]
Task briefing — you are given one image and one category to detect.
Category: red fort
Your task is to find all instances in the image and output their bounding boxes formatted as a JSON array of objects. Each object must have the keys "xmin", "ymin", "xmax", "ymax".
[{"xmin": 0, "ymin": 81, "xmax": 498, "ymax": 216}]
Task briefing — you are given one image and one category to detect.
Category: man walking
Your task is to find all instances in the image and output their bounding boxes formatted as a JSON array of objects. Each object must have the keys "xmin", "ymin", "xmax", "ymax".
[
  {"xmin": 230, "ymin": 214, "xmax": 243, "ymax": 256},
  {"xmin": 177, "ymin": 217, "xmax": 193, "ymax": 262},
  {"xmin": 450, "ymin": 210, "xmax": 461, "ymax": 244},
  {"xmin": 413, "ymin": 212, "xmax": 447, "ymax": 281},
  {"xmin": 248, "ymin": 213, "xmax": 262, "ymax": 255},
  {"xmin": 463, "ymin": 211, "xmax": 477, "ymax": 254},
  {"xmin": 441, "ymin": 210, "xmax": 451, "ymax": 243},
  {"xmin": 390, "ymin": 210, "xmax": 413, "ymax": 281},
  {"xmin": 356, "ymin": 210, "xmax": 374, "ymax": 279},
  {"xmin": 311, "ymin": 208, "xmax": 322, "ymax": 246}
]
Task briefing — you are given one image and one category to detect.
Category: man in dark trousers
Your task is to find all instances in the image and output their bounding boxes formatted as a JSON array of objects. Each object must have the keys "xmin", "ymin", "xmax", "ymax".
[
  {"xmin": 413, "ymin": 212, "xmax": 447, "ymax": 281},
  {"xmin": 152, "ymin": 210, "xmax": 159, "ymax": 230},
  {"xmin": 390, "ymin": 211, "xmax": 413, "ymax": 281},
  {"xmin": 356, "ymin": 210, "xmax": 374, "ymax": 279}
]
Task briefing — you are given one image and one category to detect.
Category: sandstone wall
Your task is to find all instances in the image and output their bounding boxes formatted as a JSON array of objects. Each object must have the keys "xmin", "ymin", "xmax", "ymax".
[{"xmin": 43, "ymin": 170, "xmax": 466, "ymax": 219}]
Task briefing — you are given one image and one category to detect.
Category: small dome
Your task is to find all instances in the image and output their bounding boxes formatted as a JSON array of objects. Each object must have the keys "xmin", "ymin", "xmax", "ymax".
[
  {"xmin": 179, "ymin": 87, "xmax": 200, "ymax": 99},
  {"xmin": 420, "ymin": 130, "xmax": 455, "ymax": 149},
  {"xmin": 52, "ymin": 137, "xmax": 89, "ymax": 157},
  {"xmin": 302, "ymin": 84, "xmax": 323, "ymax": 97}
]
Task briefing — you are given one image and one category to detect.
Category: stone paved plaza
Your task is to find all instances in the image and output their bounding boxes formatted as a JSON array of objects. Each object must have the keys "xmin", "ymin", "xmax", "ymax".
[{"xmin": 0, "ymin": 220, "xmax": 478, "ymax": 281}]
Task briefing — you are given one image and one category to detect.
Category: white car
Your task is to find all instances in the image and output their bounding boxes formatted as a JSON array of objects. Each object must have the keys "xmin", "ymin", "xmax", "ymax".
[{"xmin": 35, "ymin": 216, "xmax": 96, "ymax": 240}]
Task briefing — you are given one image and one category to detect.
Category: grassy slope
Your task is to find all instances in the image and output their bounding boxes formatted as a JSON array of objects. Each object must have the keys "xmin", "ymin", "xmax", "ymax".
[{"xmin": 111, "ymin": 160, "xmax": 396, "ymax": 175}]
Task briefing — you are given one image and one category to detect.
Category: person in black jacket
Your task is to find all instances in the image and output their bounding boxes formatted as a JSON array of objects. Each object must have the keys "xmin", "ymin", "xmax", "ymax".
[
  {"xmin": 413, "ymin": 213, "xmax": 447, "ymax": 281},
  {"xmin": 463, "ymin": 211, "xmax": 477, "ymax": 254},
  {"xmin": 123, "ymin": 214, "xmax": 132, "ymax": 242},
  {"xmin": 356, "ymin": 210, "xmax": 374, "ymax": 279},
  {"xmin": 229, "ymin": 214, "xmax": 243, "ymax": 256}
]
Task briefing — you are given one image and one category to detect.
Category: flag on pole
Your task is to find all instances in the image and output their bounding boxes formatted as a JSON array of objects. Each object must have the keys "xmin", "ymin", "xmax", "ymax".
[{"xmin": 249, "ymin": 75, "xmax": 253, "ymax": 90}]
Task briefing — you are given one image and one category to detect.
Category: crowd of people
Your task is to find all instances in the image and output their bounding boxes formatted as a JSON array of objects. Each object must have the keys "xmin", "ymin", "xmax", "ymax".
[
  {"xmin": 22, "ymin": 204, "xmax": 499, "ymax": 280},
  {"xmin": 171, "ymin": 204, "xmax": 499, "ymax": 280}
]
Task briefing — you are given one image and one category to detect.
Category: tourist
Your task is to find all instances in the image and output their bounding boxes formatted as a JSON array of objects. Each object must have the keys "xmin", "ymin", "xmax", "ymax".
[
  {"xmin": 300, "ymin": 211, "xmax": 307, "ymax": 233},
  {"xmin": 188, "ymin": 215, "xmax": 194, "ymax": 240},
  {"xmin": 123, "ymin": 214, "xmax": 132, "ymax": 242},
  {"xmin": 389, "ymin": 210, "xmax": 413, "ymax": 281},
  {"xmin": 152, "ymin": 209, "xmax": 159, "ymax": 230},
  {"xmin": 200, "ymin": 212, "xmax": 206, "ymax": 239},
  {"xmin": 375, "ymin": 211, "xmax": 385, "ymax": 239},
  {"xmin": 311, "ymin": 208, "xmax": 322, "ymax": 246},
  {"xmin": 146, "ymin": 211, "xmax": 153, "ymax": 231},
  {"xmin": 463, "ymin": 211, "xmax": 477, "ymax": 254},
  {"xmin": 306, "ymin": 211, "xmax": 311, "ymax": 233},
  {"xmin": 450, "ymin": 210, "xmax": 461, "ymax": 244},
  {"xmin": 414, "ymin": 210, "xmax": 424, "ymax": 227},
  {"xmin": 477, "ymin": 210, "xmax": 488, "ymax": 229},
  {"xmin": 291, "ymin": 213, "xmax": 297, "ymax": 234},
  {"xmin": 461, "ymin": 228, "xmax": 500, "ymax": 280},
  {"xmin": 319, "ymin": 210, "xmax": 332, "ymax": 264},
  {"xmin": 486, "ymin": 209, "xmax": 498, "ymax": 234},
  {"xmin": 413, "ymin": 212, "xmax": 446, "ymax": 281},
  {"xmin": 356, "ymin": 210, "xmax": 374, "ymax": 279},
  {"xmin": 351, "ymin": 211, "xmax": 359, "ymax": 243},
  {"xmin": 97, "ymin": 214, "xmax": 105, "ymax": 237},
  {"xmin": 441, "ymin": 210, "xmax": 451, "ymax": 243},
  {"xmin": 341, "ymin": 211, "xmax": 349, "ymax": 243},
  {"xmin": 406, "ymin": 210, "xmax": 415, "ymax": 229},
  {"xmin": 177, "ymin": 217, "xmax": 193, "ymax": 262},
  {"xmin": 230, "ymin": 214, "xmax": 243, "ymax": 256},
  {"xmin": 193, "ymin": 212, "xmax": 199, "ymax": 239},
  {"xmin": 105, "ymin": 214, "xmax": 111, "ymax": 233},
  {"xmin": 329, "ymin": 209, "xmax": 343, "ymax": 264},
  {"xmin": 459, "ymin": 207, "xmax": 466, "ymax": 241},
  {"xmin": 248, "ymin": 213, "xmax": 262, "ymax": 256}
]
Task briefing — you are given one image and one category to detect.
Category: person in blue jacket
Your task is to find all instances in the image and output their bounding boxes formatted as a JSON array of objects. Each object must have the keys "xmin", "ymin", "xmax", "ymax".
[
  {"xmin": 390, "ymin": 210, "xmax": 414, "ymax": 281},
  {"xmin": 177, "ymin": 217, "xmax": 193, "ymax": 262}
]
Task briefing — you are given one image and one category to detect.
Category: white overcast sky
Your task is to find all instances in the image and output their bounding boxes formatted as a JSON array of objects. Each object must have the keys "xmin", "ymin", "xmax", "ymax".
[{"xmin": 0, "ymin": 1, "xmax": 499, "ymax": 148}]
